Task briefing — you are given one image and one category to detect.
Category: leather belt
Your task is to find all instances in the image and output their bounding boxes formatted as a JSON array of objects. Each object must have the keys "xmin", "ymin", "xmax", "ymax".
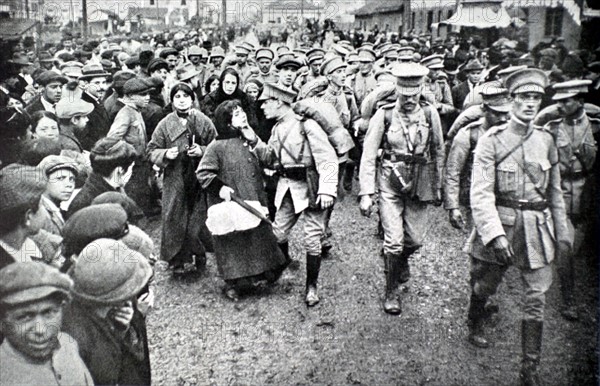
[
  {"xmin": 562, "ymin": 170, "xmax": 588, "ymax": 180},
  {"xmin": 496, "ymin": 198, "xmax": 548, "ymax": 211},
  {"xmin": 382, "ymin": 153, "xmax": 427, "ymax": 164}
]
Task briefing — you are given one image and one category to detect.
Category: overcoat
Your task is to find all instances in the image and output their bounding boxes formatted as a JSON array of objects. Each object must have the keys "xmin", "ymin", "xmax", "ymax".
[{"xmin": 147, "ymin": 109, "xmax": 217, "ymax": 262}]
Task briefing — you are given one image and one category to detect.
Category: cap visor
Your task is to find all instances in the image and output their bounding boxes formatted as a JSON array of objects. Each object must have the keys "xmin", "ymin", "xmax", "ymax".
[
  {"xmin": 552, "ymin": 92, "xmax": 577, "ymax": 101},
  {"xmin": 2, "ymin": 287, "xmax": 70, "ymax": 305},
  {"xmin": 513, "ymin": 85, "xmax": 545, "ymax": 94},
  {"xmin": 486, "ymin": 104, "xmax": 512, "ymax": 113},
  {"xmin": 397, "ymin": 86, "xmax": 422, "ymax": 96}
]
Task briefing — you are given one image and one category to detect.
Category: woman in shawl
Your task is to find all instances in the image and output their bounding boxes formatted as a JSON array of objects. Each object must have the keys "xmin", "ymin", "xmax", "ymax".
[
  {"xmin": 199, "ymin": 68, "xmax": 258, "ymax": 128},
  {"xmin": 147, "ymin": 83, "xmax": 217, "ymax": 276},
  {"xmin": 196, "ymin": 100, "xmax": 288, "ymax": 300}
]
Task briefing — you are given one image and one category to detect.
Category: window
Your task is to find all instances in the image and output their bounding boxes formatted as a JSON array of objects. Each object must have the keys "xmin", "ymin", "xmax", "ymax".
[
  {"xmin": 427, "ymin": 10, "xmax": 433, "ymax": 31},
  {"xmin": 545, "ymin": 7, "xmax": 563, "ymax": 36}
]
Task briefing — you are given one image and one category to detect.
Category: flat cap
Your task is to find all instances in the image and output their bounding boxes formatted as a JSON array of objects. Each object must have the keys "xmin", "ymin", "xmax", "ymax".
[
  {"xmin": 125, "ymin": 55, "xmax": 140, "ymax": 67},
  {"xmin": 0, "ymin": 262, "xmax": 73, "ymax": 305},
  {"xmin": 159, "ymin": 48, "xmax": 178, "ymax": 58},
  {"xmin": 234, "ymin": 45, "xmax": 251, "ymax": 56},
  {"xmin": 62, "ymin": 203, "xmax": 129, "ymax": 257},
  {"xmin": 92, "ymin": 192, "xmax": 144, "ymax": 224},
  {"xmin": 420, "ymin": 54, "xmax": 445, "ymax": 69},
  {"xmin": 256, "ymin": 48, "xmax": 274, "ymax": 61},
  {"xmin": 55, "ymin": 98, "xmax": 94, "ymax": 119},
  {"xmin": 38, "ymin": 155, "xmax": 79, "ymax": 176},
  {"xmin": 320, "ymin": 56, "xmax": 347, "ymax": 76},
  {"xmin": 390, "ymin": 63, "xmax": 429, "ymax": 96},
  {"xmin": 505, "ymin": 68, "xmax": 548, "ymax": 94},
  {"xmin": 0, "ymin": 164, "xmax": 46, "ymax": 215},
  {"xmin": 112, "ymin": 70, "xmax": 137, "ymax": 92},
  {"xmin": 123, "ymin": 78, "xmax": 152, "ymax": 95},
  {"xmin": 36, "ymin": 70, "xmax": 68, "ymax": 86},
  {"xmin": 69, "ymin": 238, "xmax": 152, "ymax": 305},
  {"xmin": 258, "ymin": 82, "xmax": 297, "ymax": 104},
  {"xmin": 463, "ymin": 59, "xmax": 484, "ymax": 72},
  {"xmin": 552, "ymin": 79, "xmax": 592, "ymax": 101},
  {"xmin": 147, "ymin": 58, "xmax": 169, "ymax": 73}
]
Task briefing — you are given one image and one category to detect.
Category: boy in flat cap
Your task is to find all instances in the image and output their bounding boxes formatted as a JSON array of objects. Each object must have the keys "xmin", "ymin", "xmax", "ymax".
[
  {"xmin": 0, "ymin": 262, "xmax": 93, "ymax": 385},
  {"xmin": 543, "ymin": 79, "xmax": 598, "ymax": 321},
  {"xmin": 359, "ymin": 63, "xmax": 445, "ymax": 315},
  {"xmin": 468, "ymin": 69, "xmax": 571, "ymax": 385},
  {"xmin": 0, "ymin": 164, "xmax": 49, "ymax": 270},
  {"xmin": 242, "ymin": 82, "xmax": 339, "ymax": 307},
  {"xmin": 55, "ymin": 98, "xmax": 94, "ymax": 153}
]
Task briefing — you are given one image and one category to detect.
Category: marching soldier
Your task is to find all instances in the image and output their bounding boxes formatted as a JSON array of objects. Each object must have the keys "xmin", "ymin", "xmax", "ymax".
[
  {"xmin": 243, "ymin": 83, "xmax": 339, "ymax": 307},
  {"xmin": 348, "ymin": 47, "xmax": 377, "ymax": 108},
  {"xmin": 543, "ymin": 79, "xmax": 598, "ymax": 321},
  {"xmin": 444, "ymin": 83, "xmax": 511, "ymax": 230},
  {"xmin": 468, "ymin": 69, "xmax": 571, "ymax": 386},
  {"xmin": 421, "ymin": 54, "xmax": 457, "ymax": 134},
  {"xmin": 359, "ymin": 63, "xmax": 445, "ymax": 315},
  {"xmin": 250, "ymin": 48, "xmax": 279, "ymax": 84},
  {"xmin": 294, "ymin": 48, "xmax": 325, "ymax": 91}
]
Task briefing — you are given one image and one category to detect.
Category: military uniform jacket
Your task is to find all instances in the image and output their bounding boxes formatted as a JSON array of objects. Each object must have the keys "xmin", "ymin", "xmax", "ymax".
[
  {"xmin": 469, "ymin": 118, "xmax": 570, "ymax": 270},
  {"xmin": 444, "ymin": 117, "xmax": 488, "ymax": 209},
  {"xmin": 250, "ymin": 69, "xmax": 279, "ymax": 84},
  {"xmin": 424, "ymin": 76, "xmax": 456, "ymax": 115},
  {"xmin": 294, "ymin": 71, "xmax": 320, "ymax": 92},
  {"xmin": 252, "ymin": 111, "xmax": 339, "ymax": 213},
  {"xmin": 359, "ymin": 101, "xmax": 445, "ymax": 199},
  {"xmin": 349, "ymin": 70, "xmax": 377, "ymax": 107},
  {"xmin": 544, "ymin": 111, "xmax": 598, "ymax": 216}
]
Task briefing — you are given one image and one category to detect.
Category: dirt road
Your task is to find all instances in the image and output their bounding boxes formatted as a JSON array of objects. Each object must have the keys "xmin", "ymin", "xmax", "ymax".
[{"xmin": 145, "ymin": 191, "xmax": 598, "ymax": 385}]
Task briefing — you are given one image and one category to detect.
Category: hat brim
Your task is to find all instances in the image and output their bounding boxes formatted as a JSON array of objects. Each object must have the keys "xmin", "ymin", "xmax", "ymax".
[
  {"xmin": 552, "ymin": 91, "xmax": 579, "ymax": 101},
  {"xmin": 513, "ymin": 85, "xmax": 545, "ymax": 94},
  {"xmin": 486, "ymin": 104, "xmax": 512, "ymax": 113},
  {"xmin": 427, "ymin": 64, "xmax": 445, "ymax": 70},
  {"xmin": 444, "ymin": 69, "xmax": 459, "ymax": 75},
  {"xmin": 1, "ymin": 287, "xmax": 70, "ymax": 305},
  {"xmin": 396, "ymin": 86, "xmax": 422, "ymax": 96},
  {"xmin": 178, "ymin": 70, "xmax": 200, "ymax": 81},
  {"xmin": 79, "ymin": 72, "xmax": 110, "ymax": 80},
  {"xmin": 357, "ymin": 58, "xmax": 374, "ymax": 63}
]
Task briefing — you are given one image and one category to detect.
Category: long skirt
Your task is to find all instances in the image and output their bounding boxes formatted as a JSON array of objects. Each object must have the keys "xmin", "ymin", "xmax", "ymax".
[{"xmin": 213, "ymin": 221, "xmax": 287, "ymax": 282}]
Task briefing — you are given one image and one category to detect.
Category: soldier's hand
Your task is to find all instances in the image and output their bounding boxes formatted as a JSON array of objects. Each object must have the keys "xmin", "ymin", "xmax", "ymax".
[
  {"xmin": 359, "ymin": 195, "xmax": 373, "ymax": 217},
  {"xmin": 219, "ymin": 186, "xmax": 235, "ymax": 202},
  {"xmin": 165, "ymin": 147, "xmax": 179, "ymax": 160},
  {"xmin": 491, "ymin": 235, "xmax": 513, "ymax": 262},
  {"xmin": 316, "ymin": 194, "xmax": 335, "ymax": 209},
  {"xmin": 448, "ymin": 209, "xmax": 465, "ymax": 230}
]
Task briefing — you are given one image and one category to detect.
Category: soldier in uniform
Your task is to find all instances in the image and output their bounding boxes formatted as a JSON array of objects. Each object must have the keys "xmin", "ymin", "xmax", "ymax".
[
  {"xmin": 250, "ymin": 48, "xmax": 279, "ymax": 84},
  {"xmin": 275, "ymin": 55, "xmax": 303, "ymax": 92},
  {"xmin": 206, "ymin": 46, "xmax": 225, "ymax": 79},
  {"xmin": 359, "ymin": 63, "xmax": 445, "ymax": 315},
  {"xmin": 232, "ymin": 45, "xmax": 255, "ymax": 88},
  {"xmin": 243, "ymin": 83, "xmax": 339, "ymax": 307},
  {"xmin": 421, "ymin": 54, "xmax": 456, "ymax": 135},
  {"xmin": 444, "ymin": 84, "xmax": 511, "ymax": 230},
  {"xmin": 348, "ymin": 47, "xmax": 377, "ymax": 108},
  {"xmin": 294, "ymin": 48, "xmax": 325, "ymax": 91},
  {"xmin": 467, "ymin": 69, "xmax": 571, "ymax": 386},
  {"xmin": 543, "ymin": 79, "xmax": 598, "ymax": 321}
]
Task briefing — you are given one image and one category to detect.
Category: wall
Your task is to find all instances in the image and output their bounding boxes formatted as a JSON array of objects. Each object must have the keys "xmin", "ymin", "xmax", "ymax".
[{"xmin": 527, "ymin": 6, "xmax": 581, "ymax": 49}]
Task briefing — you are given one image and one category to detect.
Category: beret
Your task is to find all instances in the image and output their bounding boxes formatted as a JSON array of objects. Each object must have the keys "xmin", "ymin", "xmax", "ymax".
[
  {"xmin": 0, "ymin": 164, "xmax": 46, "ymax": 215},
  {"xmin": 55, "ymin": 98, "xmax": 94, "ymax": 119},
  {"xmin": 38, "ymin": 155, "xmax": 79, "ymax": 176},
  {"xmin": 69, "ymin": 238, "xmax": 152, "ymax": 305},
  {"xmin": 0, "ymin": 262, "xmax": 73, "ymax": 305},
  {"xmin": 62, "ymin": 203, "xmax": 129, "ymax": 257},
  {"xmin": 123, "ymin": 78, "xmax": 152, "ymax": 95},
  {"xmin": 36, "ymin": 70, "xmax": 68, "ymax": 86},
  {"xmin": 92, "ymin": 191, "xmax": 144, "ymax": 224}
]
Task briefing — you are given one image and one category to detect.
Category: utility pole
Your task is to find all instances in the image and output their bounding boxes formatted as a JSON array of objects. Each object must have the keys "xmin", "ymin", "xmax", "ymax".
[
  {"xmin": 82, "ymin": 0, "xmax": 88, "ymax": 41},
  {"xmin": 222, "ymin": 0, "xmax": 226, "ymax": 27},
  {"xmin": 24, "ymin": 0, "xmax": 29, "ymax": 18}
]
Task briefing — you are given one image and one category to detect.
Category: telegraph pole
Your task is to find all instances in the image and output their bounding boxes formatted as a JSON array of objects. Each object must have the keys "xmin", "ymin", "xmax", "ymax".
[
  {"xmin": 222, "ymin": 0, "xmax": 226, "ymax": 26},
  {"xmin": 82, "ymin": 0, "xmax": 88, "ymax": 41}
]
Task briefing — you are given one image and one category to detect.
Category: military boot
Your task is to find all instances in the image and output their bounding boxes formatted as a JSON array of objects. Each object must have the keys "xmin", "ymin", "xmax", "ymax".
[
  {"xmin": 558, "ymin": 262, "xmax": 578, "ymax": 321},
  {"xmin": 467, "ymin": 293, "xmax": 490, "ymax": 348},
  {"xmin": 399, "ymin": 247, "xmax": 417, "ymax": 284},
  {"xmin": 520, "ymin": 320, "xmax": 543, "ymax": 386},
  {"xmin": 279, "ymin": 242, "xmax": 299, "ymax": 271},
  {"xmin": 305, "ymin": 253, "xmax": 322, "ymax": 307},
  {"xmin": 383, "ymin": 253, "xmax": 402, "ymax": 315}
]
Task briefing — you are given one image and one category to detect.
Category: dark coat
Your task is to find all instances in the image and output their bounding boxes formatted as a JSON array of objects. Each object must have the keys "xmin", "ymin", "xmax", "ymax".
[
  {"xmin": 81, "ymin": 92, "xmax": 111, "ymax": 151},
  {"xmin": 104, "ymin": 93, "xmax": 125, "ymax": 123},
  {"xmin": 199, "ymin": 89, "xmax": 258, "ymax": 129},
  {"xmin": 24, "ymin": 94, "xmax": 47, "ymax": 115},
  {"xmin": 196, "ymin": 137, "xmax": 286, "ymax": 280},
  {"xmin": 451, "ymin": 81, "xmax": 471, "ymax": 110},
  {"xmin": 67, "ymin": 172, "xmax": 122, "ymax": 218},
  {"xmin": 0, "ymin": 246, "xmax": 14, "ymax": 272},
  {"xmin": 147, "ymin": 110, "xmax": 217, "ymax": 262},
  {"xmin": 62, "ymin": 302, "xmax": 151, "ymax": 386}
]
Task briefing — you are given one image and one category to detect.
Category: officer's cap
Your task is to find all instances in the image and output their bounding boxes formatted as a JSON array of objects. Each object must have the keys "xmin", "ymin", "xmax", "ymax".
[
  {"xmin": 390, "ymin": 63, "xmax": 429, "ymax": 96},
  {"xmin": 479, "ymin": 81, "xmax": 512, "ymax": 113},
  {"xmin": 505, "ymin": 68, "xmax": 548, "ymax": 95},
  {"xmin": 306, "ymin": 48, "xmax": 325, "ymax": 63},
  {"xmin": 398, "ymin": 46, "xmax": 416, "ymax": 61},
  {"xmin": 257, "ymin": 82, "xmax": 297, "ymax": 104},
  {"xmin": 275, "ymin": 55, "xmax": 303, "ymax": 71},
  {"xmin": 256, "ymin": 48, "xmax": 275, "ymax": 61},
  {"xmin": 420, "ymin": 54, "xmax": 445, "ymax": 69},
  {"xmin": 552, "ymin": 79, "xmax": 592, "ymax": 101},
  {"xmin": 320, "ymin": 56, "xmax": 347, "ymax": 76},
  {"xmin": 357, "ymin": 47, "xmax": 376, "ymax": 63},
  {"xmin": 234, "ymin": 45, "xmax": 251, "ymax": 56}
]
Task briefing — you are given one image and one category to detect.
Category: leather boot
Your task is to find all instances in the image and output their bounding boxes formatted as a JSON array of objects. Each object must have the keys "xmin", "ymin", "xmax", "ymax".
[
  {"xmin": 399, "ymin": 247, "xmax": 417, "ymax": 284},
  {"xmin": 279, "ymin": 242, "xmax": 299, "ymax": 271},
  {"xmin": 520, "ymin": 320, "xmax": 543, "ymax": 386},
  {"xmin": 558, "ymin": 262, "xmax": 578, "ymax": 321},
  {"xmin": 467, "ymin": 293, "xmax": 490, "ymax": 348},
  {"xmin": 383, "ymin": 253, "xmax": 402, "ymax": 315},
  {"xmin": 305, "ymin": 253, "xmax": 322, "ymax": 307}
]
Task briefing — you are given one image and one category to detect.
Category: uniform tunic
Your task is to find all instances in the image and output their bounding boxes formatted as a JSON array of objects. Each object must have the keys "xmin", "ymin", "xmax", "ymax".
[{"xmin": 349, "ymin": 70, "xmax": 377, "ymax": 107}]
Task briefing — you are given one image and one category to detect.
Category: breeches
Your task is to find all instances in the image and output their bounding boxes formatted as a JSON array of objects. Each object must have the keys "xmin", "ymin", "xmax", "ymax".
[
  {"xmin": 272, "ymin": 192, "xmax": 328, "ymax": 255},
  {"xmin": 470, "ymin": 257, "xmax": 553, "ymax": 322},
  {"xmin": 379, "ymin": 191, "xmax": 428, "ymax": 255}
]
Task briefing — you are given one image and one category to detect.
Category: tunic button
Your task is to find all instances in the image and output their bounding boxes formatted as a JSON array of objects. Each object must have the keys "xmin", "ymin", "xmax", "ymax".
[{"xmin": 248, "ymin": 158, "xmax": 252, "ymax": 162}]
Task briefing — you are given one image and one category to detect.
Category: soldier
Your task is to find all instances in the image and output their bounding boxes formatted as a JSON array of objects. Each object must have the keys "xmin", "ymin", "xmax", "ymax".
[
  {"xmin": 444, "ymin": 84, "xmax": 511, "ymax": 231},
  {"xmin": 467, "ymin": 69, "xmax": 571, "ymax": 385},
  {"xmin": 359, "ymin": 63, "xmax": 445, "ymax": 315},
  {"xmin": 243, "ymin": 83, "xmax": 339, "ymax": 307},
  {"xmin": 543, "ymin": 80, "xmax": 598, "ymax": 321},
  {"xmin": 294, "ymin": 48, "xmax": 324, "ymax": 91},
  {"xmin": 251, "ymin": 48, "xmax": 279, "ymax": 84},
  {"xmin": 232, "ymin": 45, "xmax": 255, "ymax": 87},
  {"xmin": 275, "ymin": 55, "xmax": 303, "ymax": 92},
  {"xmin": 187, "ymin": 45, "xmax": 207, "ymax": 91},
  {"xmin": 421, "ymin": 54, "xmax": 456, "ymax": 134},
  {"xmin": 206, "ymin": 46, "xmax": 225, "ymax": 79},
  {"xmin": 349, "ymin": 47, "xmax": 377, "ymax": 108}
]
